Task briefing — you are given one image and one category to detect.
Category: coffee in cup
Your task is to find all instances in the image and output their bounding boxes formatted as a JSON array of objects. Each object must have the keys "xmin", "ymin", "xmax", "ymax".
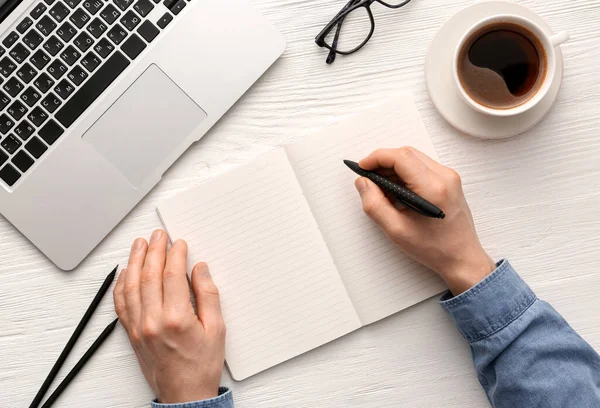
[
  {"xmin": 452, "ymin": 15, "xmax": 569, "ymax": 117},
  {"xmin": 457, "ymin": 22, "xmax": 547, "ymax": 110}
]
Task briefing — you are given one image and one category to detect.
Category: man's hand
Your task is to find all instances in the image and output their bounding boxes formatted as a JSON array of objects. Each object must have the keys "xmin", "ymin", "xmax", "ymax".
[
  {"xmin": 355, "ymin": 147, "xmax": 495, "ymax": 295},
  {"xmin": 113, "ymin": 230, "xmax": 226, "ymax": 403}
]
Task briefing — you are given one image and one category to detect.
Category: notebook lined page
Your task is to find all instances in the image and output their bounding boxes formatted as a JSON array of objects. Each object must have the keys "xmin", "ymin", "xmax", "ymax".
[
  {"xmin": 285, "ymin": 96, "xmax": 446, "ymax": 326},
  {"xmin": 156, "ymin": 148, "xmax": 360, "ymax": 381}
]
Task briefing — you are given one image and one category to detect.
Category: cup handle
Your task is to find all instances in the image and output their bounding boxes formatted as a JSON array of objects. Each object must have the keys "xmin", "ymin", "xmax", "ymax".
[{"xmin": 550, "ymin": 31, "xmax": 570, "ymax": 47}]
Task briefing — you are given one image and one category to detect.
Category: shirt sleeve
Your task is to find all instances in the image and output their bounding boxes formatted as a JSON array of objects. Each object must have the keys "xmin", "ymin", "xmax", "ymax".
[
  {"xmin": 440, "ymin": 259, "xmax": 600, "ymax": 407},
  {"xmin": 151, "ymin": 387, "xmax": 233, "ymax": 408}
]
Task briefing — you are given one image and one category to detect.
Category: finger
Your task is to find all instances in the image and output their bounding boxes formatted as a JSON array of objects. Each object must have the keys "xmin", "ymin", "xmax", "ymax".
[
  {"xmin": 191, "ymin": 262, "xmax": 224, "ymax": 332},
  {"xmin": 113, "ymin": 268, "xmax": 129, "ymax": 328},
  {"xmin": 140, "ymin": 229, "xmax": 168, "ymax": 312},
  {"xmin": 124, "ymin": 238, "xmax": 148, "ymax": 327},
  {"xmin": 359, "ymin": 147, "xmax": 434, "ymax": 190},
  {"xmin": 163, "ymin": 239, "xmax": 191, "ymax": 311},
  {"xmin": 355, "ymin": 177, "xmax": 407, "ymax": 237},
  {"xmin": 407, "ymin": 148, "xmax": 448, "ymax": 175}
]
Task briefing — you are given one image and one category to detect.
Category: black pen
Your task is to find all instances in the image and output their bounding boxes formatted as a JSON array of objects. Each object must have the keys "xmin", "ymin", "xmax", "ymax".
[
  {"xmin": 40, "ymin": 318, "xmax": 119, "ymax": 408},
  {"xmin": 29, "ymin": 266, "xmax": 117, "ymax": 408},
  {"xmin": 344, "ymin": 160, "xmax": 445, "ymax": 219}
]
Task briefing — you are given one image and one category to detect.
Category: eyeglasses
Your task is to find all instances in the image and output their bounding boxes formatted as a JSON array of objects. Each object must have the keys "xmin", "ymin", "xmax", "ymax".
[{"xmin": 315, "ymin": 0, "xmax": 412, "ymax": 64}]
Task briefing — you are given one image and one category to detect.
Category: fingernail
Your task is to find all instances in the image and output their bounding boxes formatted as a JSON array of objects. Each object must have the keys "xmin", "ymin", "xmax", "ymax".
[
  {"xmin": 195, "ymin": 262, "xmax": 210, "ymax": 277},
  {"xmin": 133, "ymin": 238, "xmax": 145, "ymax": 251},
  {"xmin": 355, "ymin": 178, "xmax": 368, "ymax": 195},
  {"xmin": 150, "ymin": 230, "xmax": 163, "ymax": 243}
]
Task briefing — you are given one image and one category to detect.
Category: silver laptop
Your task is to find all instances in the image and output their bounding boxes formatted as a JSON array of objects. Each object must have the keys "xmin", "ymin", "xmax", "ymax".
[{"xmin": 0, "ymin": 0, "xmax": 285, "ymax": 269}]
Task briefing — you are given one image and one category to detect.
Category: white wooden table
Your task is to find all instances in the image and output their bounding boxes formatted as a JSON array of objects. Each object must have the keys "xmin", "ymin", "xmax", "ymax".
[{"xmin": 2, "ymin": 0, "xmax": 599, "ymax": 406}]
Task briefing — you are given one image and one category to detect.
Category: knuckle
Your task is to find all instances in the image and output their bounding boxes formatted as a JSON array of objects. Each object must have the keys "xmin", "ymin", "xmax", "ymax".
[
  {"xmin": 129, "ymin": 328, "xmax": 142, "ymax": 345},
  {"xmin": 362, "ymin": 197, "xmax": 378, "ymax": 216},
  {"xmin": 446, "ymin": 169, "xmax": 462, "ymax": 186},
  {"xmin": 164, "ymin": 312, "xmax": 186, "ymax": 332},
  {"xmin": 141, "ymin": 319, "xmax": 160, "ymax": 340},
  {"xmin": 202, "ymin": 281, "xmax": 220, "ymax": 297},
  {"xmin": 140, "ymin": 267, "xmax": 161, "ymax": 286},
  {"xmin": 433, "ymin": 182, "xmax": 450, "ymax": 199},
  {"xmin": 162, "ymin": 266, "xmax": 178, "ymax": 281},
  {"xmin": 122, "ymin": 283, "xmax": 138, "ymax": 297},
  {"xmin": 207, "ymin": 318, "xmax": 227, "ymax": 339},
  {"xmin": 397, "ymin": 146, "xmax": 415, "ymax": 159},
  {"xmin": 114, "ymin": 301, "xmax": 127, "ymax": 318}
]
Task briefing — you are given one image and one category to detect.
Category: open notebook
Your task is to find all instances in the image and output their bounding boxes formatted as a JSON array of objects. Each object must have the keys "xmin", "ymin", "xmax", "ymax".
[{"xmin": 157, "ymin": 95, "xmax": 446, "ymax": 380}]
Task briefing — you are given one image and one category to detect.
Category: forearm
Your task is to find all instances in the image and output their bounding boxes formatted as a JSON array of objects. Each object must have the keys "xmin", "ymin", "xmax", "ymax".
[
  {"xmin": 151, "ymin": 387, "xmax": 233, "ymax": 408},
  {"xmin": 441, "ymin": 260, "xmax": 600, "ymax": 407}
]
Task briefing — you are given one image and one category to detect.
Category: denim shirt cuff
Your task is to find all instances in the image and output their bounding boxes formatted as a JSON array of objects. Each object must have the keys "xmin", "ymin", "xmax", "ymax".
[
  {"xmin": 439, "ymin": 259, "xmax": 537, "ymax": 343},
  {"xmin": 151, "ymin": 387, "xmax": 232, "ymax": 408}
]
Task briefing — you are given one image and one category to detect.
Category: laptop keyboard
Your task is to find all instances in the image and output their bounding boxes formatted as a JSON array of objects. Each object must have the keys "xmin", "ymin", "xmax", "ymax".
[{"xmin": 0, "ymin": 0, "xmax": 189, "ymax": 187}]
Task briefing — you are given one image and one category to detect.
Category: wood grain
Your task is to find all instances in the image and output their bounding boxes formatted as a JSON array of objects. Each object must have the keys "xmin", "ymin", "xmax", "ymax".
[{"xmin": 1, "ymin": 0, "xmax": 599, "ymax": 406}]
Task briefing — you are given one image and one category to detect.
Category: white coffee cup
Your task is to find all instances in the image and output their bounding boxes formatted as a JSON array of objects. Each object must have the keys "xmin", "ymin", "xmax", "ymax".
[{"xmin": 452, "ymin": 14, "xmax": 569, "ymax": 117}]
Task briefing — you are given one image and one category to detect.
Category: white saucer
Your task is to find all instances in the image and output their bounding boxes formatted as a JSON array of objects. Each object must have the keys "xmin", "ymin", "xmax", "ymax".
[{"xmin": 425, "ymin": 1, "xmax": 564, "ymax": 139}]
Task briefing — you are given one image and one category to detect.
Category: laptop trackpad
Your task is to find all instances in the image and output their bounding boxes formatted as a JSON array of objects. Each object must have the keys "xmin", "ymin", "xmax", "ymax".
[{"xmin": 83, "ymin": 64, "xmax": 207, "ymax": 187}]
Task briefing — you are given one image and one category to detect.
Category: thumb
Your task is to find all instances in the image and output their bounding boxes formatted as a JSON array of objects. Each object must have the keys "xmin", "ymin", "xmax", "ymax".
[
  {"xmin": 191, "ymin": 262, "xmax": 224, "ymax": 331},
  {"xmin": 355, "ymin": 177, "xmax": 406, "ymax": 236}
]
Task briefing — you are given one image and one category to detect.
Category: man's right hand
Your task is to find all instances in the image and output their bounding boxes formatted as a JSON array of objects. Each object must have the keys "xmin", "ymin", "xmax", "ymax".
[{"xmin": 354, "ymin": 147, "xmax": 496, "ymax": 295}]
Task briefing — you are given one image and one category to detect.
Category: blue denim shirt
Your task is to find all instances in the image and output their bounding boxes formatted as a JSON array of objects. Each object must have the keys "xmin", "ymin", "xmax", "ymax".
[{"xmin": 151, "ymin": 260, "xmax": 600, "ymax": 408}]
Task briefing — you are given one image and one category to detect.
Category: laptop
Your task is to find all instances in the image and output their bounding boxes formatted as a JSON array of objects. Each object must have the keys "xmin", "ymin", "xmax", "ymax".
[{"xmin": 0, "ymin": 0, "xmax": 285, "ymax": 269}]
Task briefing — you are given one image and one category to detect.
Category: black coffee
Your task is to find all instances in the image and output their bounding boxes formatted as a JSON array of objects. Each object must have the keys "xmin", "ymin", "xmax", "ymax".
[{"xmin": 458, "ymin": 22, "xmax": 547, "ymax": 109}]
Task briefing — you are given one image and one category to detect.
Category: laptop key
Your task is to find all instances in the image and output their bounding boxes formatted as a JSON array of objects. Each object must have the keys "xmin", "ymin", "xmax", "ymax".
[
  {"xmin": 107, "ymin": 24, "xmax": 127, "ymax": 45},
  {"xmin": 43, "ymin": 35, "xmax": 64, "ymax": 56},
  {"xmin": 120, "ymin": 33, "xmax": 144, "ymax": 59},
  {"xmin": 37, "ymin": 16, "xmax": 57, "ymax": 36},
  {"xmin": 2, "ymin": 32, "xmax": 19, "ymax": 48},
  {"xmin": 60, "ymin": 45, "xmax": 80, "ymax": 65},
  {"xmin": 100, "ymin": 4, "xmax": 120, "ymax": 24},
  {"xmin": 15, "ymin": 120, "xmax": 35, "ymax": 140},
  {"xmin": 23, "ymin": 29, "xmax": 44, "ymax": 50},
  {"xmin": 30, "ymin": 3, "xmax": 48, "ymax": 19},
  {"xmin": 0, "ymin": 57, "xmax": 16, "ymax": 77},
  {"xmin": 114, "ymin": 0, "xmax": 134, "ymax": 11},
  {"xmin": 54, "ymin": 79, "xmax": 75, "ymax": 99},
  {"xmin": 28, "ymin": 107, "xmax": 49, "ymax": 126},
  {"xmin": 68, "ymin": 65, "xmax": 87, "ymax": 85},
  {"xmin": 57, "ymin": 21, "xmax": 77, "ymax": 42},
  {"xmin": 81, "ymin": 51, "xmax": 100, "ymax": 71},
  {"xmin": 16, "ymin": 63, "xmax": 37, "ymax": 83},
  {"xmin": 0, "ymin": 150, "xmax": 6, "ymax": 165},
  {"xmin": 55, "ymin": 51, "xmax": 129, "ymax": 127},
  {"xmin": 0, "ymin": 47, "xmax": 5, "ymax": 57},
  {"xmin": 83, "ymin": 0, "xmax": 103, "ymax": 15},
  {"xmin": 94, "ymin": 38, "xmax": 114, "ymax": 58},
  {"xmin": 87, "ymin": 18, "xmax": 108, "ymax": 38},
  {"xmin": 170, "ymin": 0, "xmax": 185, "ymax": 15},
  {"xmin": 0, "ymin": 164, "xmax": 20, "ymax": 186},
  {"xmin": 17, "ymin": 17, "xmax": 34, "ymax": 34},
  {"xmin": 44, "ymin": 0, "xmax": 58, "ymax": 4},
  {"xmin": 74, "ymin": 31, "xmax": 94, "ymax": 52},
  {"xmin": 0, "ymin": 91, "xmax": 10, "ymax": 110},
  {"xmin": 0, "ymin": 114, "xmax": 15, "ymax": 134},
  {"xmin": 21, "ymin": 86, "xmax": 42, "ymax": 107},
  {"xmin": 7, "ymin": 101, "xmax": 28, "ymax": 121},
  {"xmin": 48, "ymin": 59, "xmax": 68, "ymax": 79},
  {"xmin": 41, "ymin": 92, "xmax": 62, "ymax": 113},
  {"xmin": 10, "ymin": 43, "xmax": 31, "ymax": 63},
  {"xmin": 133, "ymin": 0, "xmax": 153, "ymax": 17},
  {"xmin": 156, "ymin": 12, "xmax": 172, "ymax": 29},
  {"xmin": 120, "ymin": 11, "xmax": 140, "ymax": 31},
  {"xmin": 65, "ymin": 0, "xmax": 83, "ymax": 8},
  {"xmin": 162, "ymin": 0, "xmax": 175, "ymax": 9},
  {"xmin": 1, "ymin": 133, "xmax": 21, "ymax": 153},
  {"xmin": 30, "ymin": 49, "xmax": 51, "ymax": 69},
  {"xmin": 34, "ymin": 72, "xmax": 55, "ymax": 93},
  {"xmin": 12, "ymin": 150, "xmax": 34, "ymax": 172},
  {"xmin": 70, "ymin": 8, "xmax": 90, "ymax": 28},
  {"xmin": 4, "ymin": 77, "xmax": 24, "ymax": 97},
  {"xmin": 49, "ymin": 2, "xmax": 71, "ymax": 22},
  {"xmin": 25, "ymin": 136, "xmax": 48, "ymax": 158},
  {"xmin": 39, "ymin": 119, "xmax": 63, "ymax": 144},
  {"xmin": 137, "ymin": 20, "xmax": 158, "ymax": 42}
]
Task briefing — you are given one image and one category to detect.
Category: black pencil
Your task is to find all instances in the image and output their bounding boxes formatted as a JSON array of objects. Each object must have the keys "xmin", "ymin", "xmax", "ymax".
[
  {"xmin": 40, "ymin": 318, "xmax": 119, "ymax": 408},
  {"xmin": 29, "ymin": 266, "xmax": 118, "ymax": 408}
]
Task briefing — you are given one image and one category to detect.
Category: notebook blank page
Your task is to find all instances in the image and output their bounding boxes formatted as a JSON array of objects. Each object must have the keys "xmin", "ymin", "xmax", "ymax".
[
  {"xmin": 285, "ymin": 96, "xmax": 446, "ymax": 325},
  {"xmin": 157, "ymin": 148, "xmax": 360, "ymax": 380}
]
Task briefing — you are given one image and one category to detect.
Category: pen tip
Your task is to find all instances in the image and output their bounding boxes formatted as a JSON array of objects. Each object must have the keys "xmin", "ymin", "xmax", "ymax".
[{"xmin": 108, "ymin": 318, "xmax": 119, "ymax": 330}]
